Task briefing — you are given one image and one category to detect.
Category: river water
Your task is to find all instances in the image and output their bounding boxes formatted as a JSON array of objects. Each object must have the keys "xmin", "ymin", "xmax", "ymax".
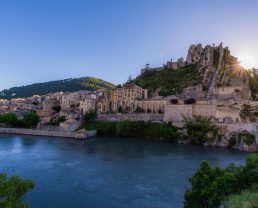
[{"xmin": 0, "ymin": 134, "xmax": 249, "ymax": 208}]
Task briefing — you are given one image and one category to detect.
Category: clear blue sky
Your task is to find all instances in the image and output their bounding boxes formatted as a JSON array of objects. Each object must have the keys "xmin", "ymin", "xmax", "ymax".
[{"xmin": 0, "ymin": 0, "xmax": 258, "ymax": 90}]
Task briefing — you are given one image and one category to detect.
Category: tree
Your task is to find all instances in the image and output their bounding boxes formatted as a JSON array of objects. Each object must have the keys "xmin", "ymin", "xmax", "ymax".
[
  {"xmin": 184, "ymin": 154, "xmax": 258, "ymax": 208},
  {"xmin": 182, "ymin": 115, "xmax": 218, "ymax": 144},
  {"xmin": 127, "ymin": 75, "xmax": 133, "ymax": 83},
  {"xmin": 22, "ymin": 111, "xmax": 40, "ymax": 127},
  {"xmin": 0, "ymin": 173, "xmax": 34, "ymax": 208},
  {"xmin": 84, "ymin": 110, "xmax": 97, "ymax": 122},
  {"xmin": 0, "ymin": 112, "xmax": 18, "ymax": 126}
]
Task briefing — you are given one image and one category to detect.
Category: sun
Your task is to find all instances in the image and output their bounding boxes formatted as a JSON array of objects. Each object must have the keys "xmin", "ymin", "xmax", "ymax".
[{"xmin": 238, "ymin": 53, "xmax": 256, "ymax": 69}]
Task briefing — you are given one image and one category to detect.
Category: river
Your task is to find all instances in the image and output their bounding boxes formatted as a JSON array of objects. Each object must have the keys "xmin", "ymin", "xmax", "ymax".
[{"xmin": 0, "ymin": 134, "xmax": 249, "ymax": 208}]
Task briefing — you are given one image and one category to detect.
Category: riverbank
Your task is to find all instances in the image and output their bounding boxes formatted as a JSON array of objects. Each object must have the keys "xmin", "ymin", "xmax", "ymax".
[
  {"xmin": 83, "ymin": 120, "xmax": 258, "ymax": 152},
  {"xmin": 0, "ymin": 127, "xmax": 97, "ymax": 139},
  {"xmin": 82, "ymin": 120, "xmax": 180, "ymax": 142}
]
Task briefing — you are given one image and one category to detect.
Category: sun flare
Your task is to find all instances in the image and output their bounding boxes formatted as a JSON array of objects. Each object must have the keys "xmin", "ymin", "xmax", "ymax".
[{"xmin": 238, "ymin": 53, "xmax": 256, "ymax": 69}]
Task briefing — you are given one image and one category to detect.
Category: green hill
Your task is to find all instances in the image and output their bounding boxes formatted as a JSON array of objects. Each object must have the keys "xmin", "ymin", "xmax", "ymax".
[
  {"xmin": 0, "ymin": 77, "xmax": 115, "ymax": 99},
  {"xmin": 133, "ymin": 64, "xmax": 202, "ymax": 96}
]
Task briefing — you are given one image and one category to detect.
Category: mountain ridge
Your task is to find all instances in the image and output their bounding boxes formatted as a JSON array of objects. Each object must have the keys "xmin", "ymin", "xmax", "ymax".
[{"xmin": 0, "ymin": 76, "xmax": 115, "ymax": 99}]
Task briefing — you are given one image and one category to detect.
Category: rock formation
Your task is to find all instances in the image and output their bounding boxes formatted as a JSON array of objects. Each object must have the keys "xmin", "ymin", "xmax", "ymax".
[{"xmin": 183, "ymin": 43, "xmax": 251, "ymax": 102}]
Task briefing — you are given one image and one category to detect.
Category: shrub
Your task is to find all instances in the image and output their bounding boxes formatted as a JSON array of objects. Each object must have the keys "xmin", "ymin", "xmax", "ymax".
[
  {"xmin": 184, "ymin": 154, "xmax": 258, "ymax": 208},
  {"xmin": 83, "ymin": 120, "xmax": 180, "ymax": 142},
  {"xmin": 229, "ymin": 130, "xmax": 255, "ymax": 148},
  {"xmin": 182, "ymin": 115, "xmax": 218, "ymax": 144},
  {"xmin": 57, "ymin": 116, "xmax": 66, "ymax": 123},
  {"xmin": 83, "ymin": 110, "xmax": 97, "ymax": 122}
]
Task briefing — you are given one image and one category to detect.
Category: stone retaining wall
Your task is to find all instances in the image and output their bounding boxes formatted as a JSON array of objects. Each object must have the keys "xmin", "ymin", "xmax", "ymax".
[
  {"xmin": 0, "ymin": 128, "xmax": 75, "ymax": 138},
  {"xmin": 0, "ymin": 128, "xmax": 97, "ymax": 139},
  {"xmin": 98, "ymin": 113, "xmax": 164, "ymax": 122}
]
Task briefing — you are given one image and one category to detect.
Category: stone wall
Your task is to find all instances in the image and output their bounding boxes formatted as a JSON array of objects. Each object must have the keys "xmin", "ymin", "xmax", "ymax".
[
  {"xmin": 192, "ymin": 104, "xmax": 216, "ymax": 117},
  {"xmin": 0, "ymin": 128, "xmax": 75, "ymax": 138},
  {"xmin": 215, "ymin": 107, "xmax": 241, "ymax": 122},
  {"xmin": 98, "ymin": 113, "xmax": 164, "ymax": 122},
  {"xmin": 164, "ymin": 104, "xmax": 242, "ymax": 123},
  {"xmin": 164, "ymin": 105, "xmax": 192, "ymax": 122},
  {"xmin": 0, "ymin": 128, "xmax": 97, "ymax": 139}
]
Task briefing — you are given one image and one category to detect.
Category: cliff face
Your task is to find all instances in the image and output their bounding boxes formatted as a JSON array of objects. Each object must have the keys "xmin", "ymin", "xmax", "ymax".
[{"xmin": 184, "ymin": 43, "xmax": 251, "ymax": 101}]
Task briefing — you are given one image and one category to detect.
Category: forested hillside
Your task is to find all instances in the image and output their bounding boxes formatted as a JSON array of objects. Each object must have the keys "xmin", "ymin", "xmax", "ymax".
[{"xmin": 0, "ymin": 77, "xmax": 115, "ymax": 99}]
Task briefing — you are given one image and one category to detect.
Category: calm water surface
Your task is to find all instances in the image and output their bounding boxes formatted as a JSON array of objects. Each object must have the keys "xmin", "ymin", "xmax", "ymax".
[{"xmin": 0, "ymin": 134, "xmax": 248, "ymax": 208}]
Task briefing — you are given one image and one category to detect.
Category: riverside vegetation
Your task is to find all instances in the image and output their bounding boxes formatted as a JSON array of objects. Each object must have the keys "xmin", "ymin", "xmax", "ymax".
[
  {"xmin": 83, "ymin": 111, "xmax": 256, "ymax": 148},
  {"xmin": 0, "ymin": 111, "xmax": 39, "ymax": 128},
  {"xmin": 0, "ymin": 172, "xmax": 34, "ymax": 208},
  {"xmin": 184, "ymin": 154, "xmax": 258, "ymax": 208}
]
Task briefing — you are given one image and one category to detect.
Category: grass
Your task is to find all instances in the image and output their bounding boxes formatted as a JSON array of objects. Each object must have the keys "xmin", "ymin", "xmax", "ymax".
[{"xmin": 223, "ymin": 190, "xmax": 258, "ymax": 208}]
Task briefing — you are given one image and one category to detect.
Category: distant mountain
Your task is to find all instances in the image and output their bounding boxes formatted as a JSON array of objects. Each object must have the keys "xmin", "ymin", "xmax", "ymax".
[{"xmin": 0, "ymin": 77, "xmax": 115, "ymax": 99}]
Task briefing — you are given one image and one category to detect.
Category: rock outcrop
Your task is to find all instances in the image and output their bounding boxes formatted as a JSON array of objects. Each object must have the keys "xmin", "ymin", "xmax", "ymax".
[{"xmin": 183, "ymin": 43, "xmax": 251, "ymax": 102}]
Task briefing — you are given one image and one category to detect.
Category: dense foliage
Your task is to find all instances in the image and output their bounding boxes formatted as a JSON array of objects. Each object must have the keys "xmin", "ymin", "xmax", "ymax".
[
  {"xmin": 0, "ymin": 111, "xmax": 39, "ymax": 127},
  {"xmin": 83, "ymin": 110, "xmax": 97, "ymax": 122},
  {"xmin": 182, "ymin": 115, "xmax": 219, "ymax": 144},
  {"xmin": 22, "ymin": 111, "xmax": 40, "ymax": 127},
  {"xmin": 83, "ymin": 120, "xmax": 180, "ymax": 142},
  {"xmin": 0, "ymin": 173, "xmax": 34, "ymax": 208},
  {"xmin": 0, "ymin": 77, "xmax": 115, "ymax": 99},
  {"xmin": 229, "ymin": 130, "xmax": 255, "ymax": 148},
  {"xmin": 133, "ymin": 64, "xmax": 201, "ymax": 96},
  {"xmin": 0, "ymin": 112, "xmax": 18, "ymax": 126},
  {"xmin": 184, "ymin": 154, "xmax": 258, "ymax": 208}
]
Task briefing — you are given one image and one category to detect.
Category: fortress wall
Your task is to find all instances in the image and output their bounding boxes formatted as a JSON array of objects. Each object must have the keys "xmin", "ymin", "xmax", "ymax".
[
  {"xmin": 215, "ymin": 107, "xmax": 241, "ymax": 122},
  {"xmin": 192, "ymin": 104, "xmax": 216, "ymax": 117},
  {"xmin": 164, "ymin": 105, "xmax": 192, "ymax": 122}
]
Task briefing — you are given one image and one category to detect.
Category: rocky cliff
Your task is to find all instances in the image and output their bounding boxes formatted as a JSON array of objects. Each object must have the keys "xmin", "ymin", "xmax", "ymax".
[
  {"xmin": 136, "ymin": 43, "xmax": 254, "ymax": 102},
  {"xmin": 185, "ymin": 43, "xmax": 251, "ymax": 101}
]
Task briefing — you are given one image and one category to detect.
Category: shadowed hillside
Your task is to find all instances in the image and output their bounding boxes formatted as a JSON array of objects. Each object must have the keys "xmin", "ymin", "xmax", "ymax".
[{"xmin": 0, "ymin": 77, "xmax": 115, "ymax": 99}]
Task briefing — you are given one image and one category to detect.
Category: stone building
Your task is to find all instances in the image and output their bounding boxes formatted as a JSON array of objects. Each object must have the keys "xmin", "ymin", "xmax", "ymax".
[
  {"xmin": 36, "ymin": 109, "xmax": 54, "ymax": 124},
  {"xmin": 111, "ymin": 83, "xmax": 148, "ymax": 112},
  {"xmin": 79, "ymin": 94, "xmax": 97, "ymax": 113}
]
